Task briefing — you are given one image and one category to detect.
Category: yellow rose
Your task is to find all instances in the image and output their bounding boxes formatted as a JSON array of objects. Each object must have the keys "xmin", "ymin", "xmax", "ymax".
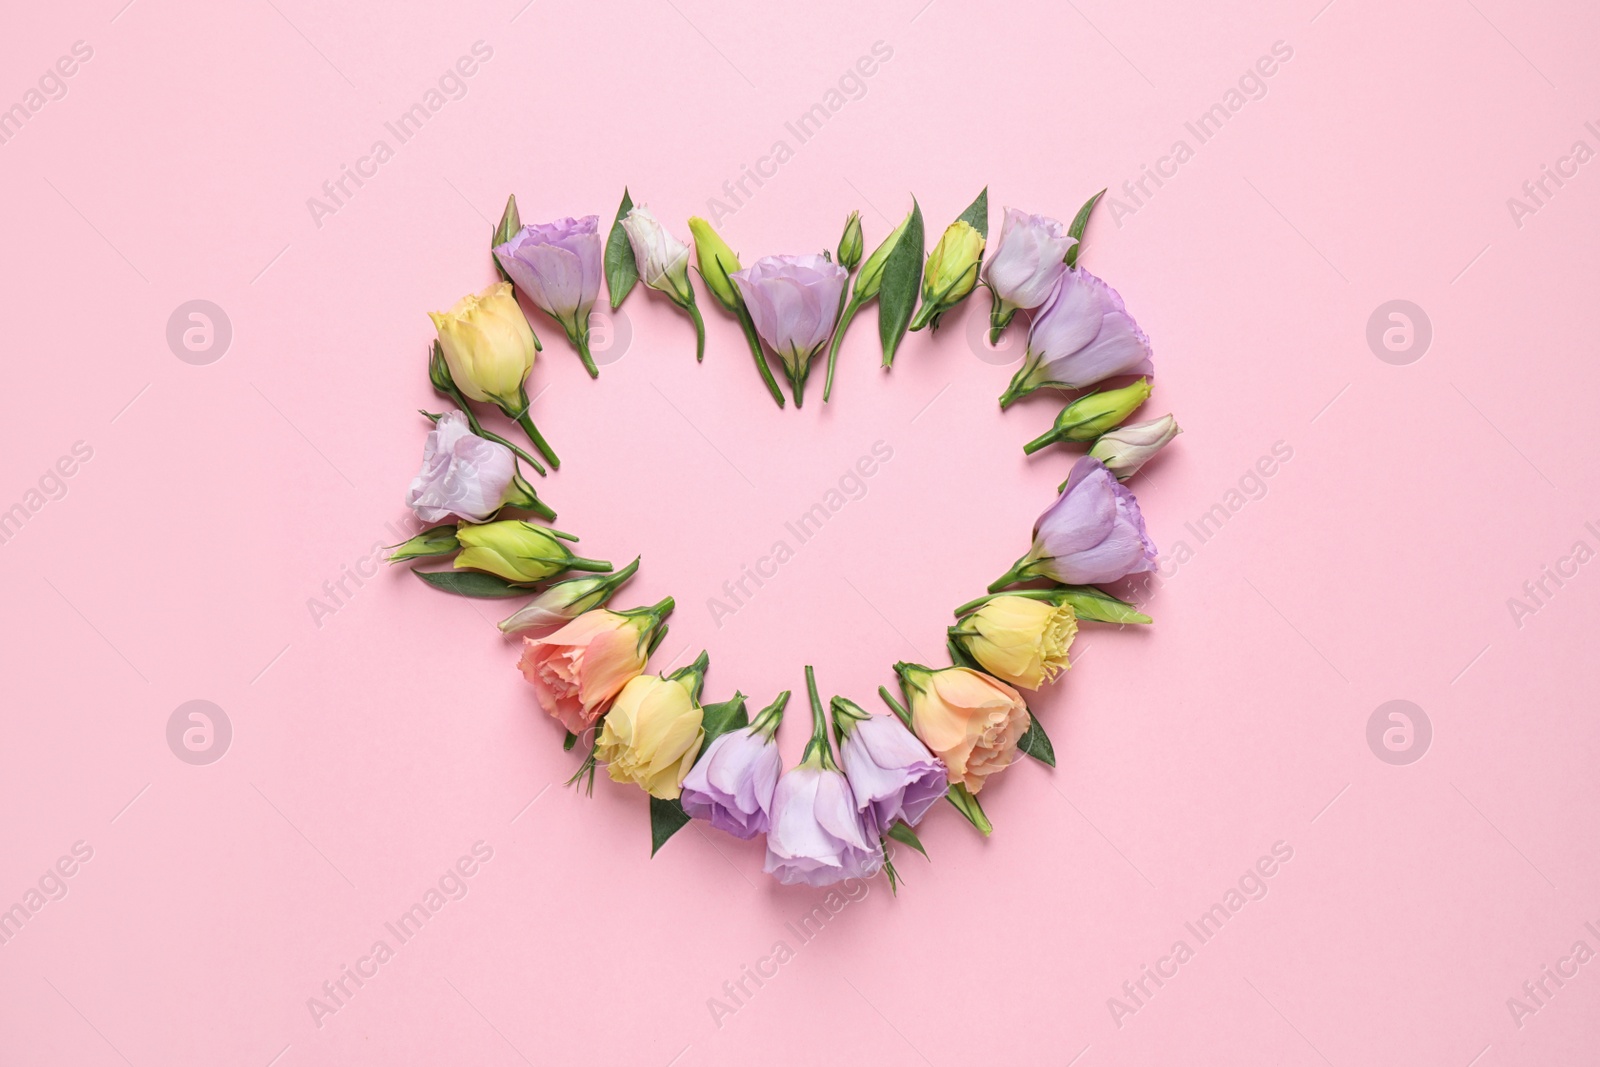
[
  {"xmin": 950, "ymin": 595, "xmax": 1077, "ymax": 690},
  {"xmin": 428, "ymin": 282, "xmax": 536, "ymax": 408},
  {"xmin": 596, "ymin": 670, "xmax": 706, "ymax": 799}
]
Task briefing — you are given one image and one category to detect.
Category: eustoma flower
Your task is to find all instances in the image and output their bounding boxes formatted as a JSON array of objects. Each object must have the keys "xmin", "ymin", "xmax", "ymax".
[
  {"xmin": 831, "ymin": 697, "xmax": 946, "ymax": 837},
  {"xmin": 453, "ymin": 520, "xmax": 611, "ymax": 584},
  {"xmin": 1089, "ymin": 414, "xmax": 1182, "ymax": 479},
  {"xmin": 894, "ymin": 663, "xmax": 1030, "ymax": 796},
  {"xmin": 984, "ymin": 208, "xmax": 1076, "ymax": 342},
  {"xmin": 999, "ymin": 269, "xmax": 1154, "ymax": 409},
  {"xmin": 621, "ymin": 205, "xmax": 706, "ymax": 361},
  {"xmin": 948, "ymin": 594, "xmax": 1077, "ymax": 690},
  {"xmin": 990, "ymin": 456, "xmax": 1158, "ymax": 590},
  {"xmin": 516, "ymin": 598, "xmax": 673, "ymax": 734},
  {"xmin": 731, "ymin": 254, "xmax": 849, "ymax": 407},
  {"xmin": 429, "ymin": 282, "xmax": 560, "ymax": 469},
  {"xmin": 494, "ymin": 215, "xmax": 604, "ymax": 378},
  {"xmin": 406, "ymin": 410, "xmax": 553, "ymax": 523},
  {"xmin": 679, "ymin": 692, "xmax": 788, "ymax": 839},
  {"xmin": 764, "ymin": 668, "xmax": 882, "ymax": 886},
  {"xmin": 909, "ymin": 218, "xmax": 985, "ymax": 331},
  {"xmin": 687, "ymin": 217, "xmax": 786, "ymax": 408},
  {"xmin": 596, "ymin": 652, "xmax": 709, "ymax": 799},
  {"xmin": 497, "ymin": 558, "xmax": 639, "ymax": 636}
]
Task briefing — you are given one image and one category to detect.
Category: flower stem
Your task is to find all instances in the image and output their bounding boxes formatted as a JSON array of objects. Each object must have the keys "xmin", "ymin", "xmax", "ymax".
[
  {"xmin": 823, "ymin": 295, "xmax": 863, "ymax": 403},
  {"xmin": 1022, "ymin": 428, "xmax": 1060, "ymax": 455},
  {"xmin": 988, "ymin": 290, "xmax": 1014, "ymax": 345},
  {"xmin": 567, "ymin": 556, "xmax": 614, "ymax": 573},
  {"xmin": 801, "ymin": 665, "xmax": 838, "ymax": 770},
  {"xmin": 687, "ymin": 300, "xmax": 706, "ymax": 362},
  {"xmin": 986, "ymin": 557, "xmax": 1032, "ymax": 593},
  {"xmin": 509, "ymin": 387, "xmax": 561, "ymax": 470},
  {"xmin": 574, "ymin": 324, "xmax": 600, "ymax": 378},
  {"xmin": 735, "ymin": 303, "xmax": 785, "ymax": 408}
]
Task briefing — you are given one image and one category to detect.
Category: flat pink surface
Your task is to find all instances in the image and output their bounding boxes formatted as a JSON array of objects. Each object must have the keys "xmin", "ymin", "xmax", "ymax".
[{"xmin": 3, "ymin": 0, "xmax": 1598, "ymax": 1063}]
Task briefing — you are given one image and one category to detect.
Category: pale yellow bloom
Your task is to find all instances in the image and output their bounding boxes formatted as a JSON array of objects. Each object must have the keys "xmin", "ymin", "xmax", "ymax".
[
  {"xmin": 596, "ymin": 674, "xmax": 706, "ymax": 799},
  {"xmin": 428, "ymin": 282, "xmax": 536, "ymax": 408},
  {"xmin": 922, "ymin": 220, "xmax": 985, "ymax": 304},
  {"xmin": 954, "ymin": 596, "xmax": 1078, "ymax": 690}
]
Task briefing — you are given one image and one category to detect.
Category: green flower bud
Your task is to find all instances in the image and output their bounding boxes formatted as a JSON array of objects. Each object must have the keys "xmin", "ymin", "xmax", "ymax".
[
  {"xmin": 909, "ymin": 220, "xmax": 985, "ymax": 331},
  {"xmin": 387, "ymin": 524, "xmax": 460, "ymax": 562},
  {"xmin": 687, "ymin": 216, "xmax": 742, "ymax": 313},
  {"xmin": 1023, "ymin": 378, "xmax": 1151, "ymax": 454},
  {"xmin": 854, "ymin": 208, "xmax": 913, "ymax": 302},
  {"xmin": 453, "ymin": 520, "xmax": 611, "ymax": 584},
  {"xmin": 837, "ymin": 211, "xmax": 863, "ymax": 271}
]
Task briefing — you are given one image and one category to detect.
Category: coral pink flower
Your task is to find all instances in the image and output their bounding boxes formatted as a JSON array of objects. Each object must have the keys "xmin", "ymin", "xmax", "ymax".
[{"xmin": 515, "ymin": 602, "xmax": 670, "ymax": 734}]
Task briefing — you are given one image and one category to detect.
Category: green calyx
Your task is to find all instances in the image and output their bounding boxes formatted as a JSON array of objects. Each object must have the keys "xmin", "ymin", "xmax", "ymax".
[
  {"xmin": 751, "ymin": 690, "xmax": 790, "ymax": 740},
  {"xmin": 800, "ymin": 666, "xmax": 840, "ymax": 771},
  {"xmin": 667, "ymin": 650, "xmax": 711, "ymax": 702},
  {"xmin": 829, "ymin": 695, "xmax": 872, "ymax": 745}
]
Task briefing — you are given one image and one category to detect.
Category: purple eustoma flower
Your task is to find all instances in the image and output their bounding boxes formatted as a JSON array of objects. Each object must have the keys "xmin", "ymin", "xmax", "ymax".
[
  {"xmin": 494, "ymin": 216, "xmax": 603, "ymax": 377},
  {"xmin": 984, "ymin": 207, "xmax": 1076, "ymax": 340},
  {"xmin": 679, "ymin": 695, "xmax": 787, "ymax": 840},
  {"xmin": 992, "ymin": 456, "xmax": 1158, "ymax": 590},
  {"xmin": 833, "ymin": 699, "xmax": 947, "ymax": 837},
  {"xmin": 763, "ymin": 765, "xmax": 882, "ymax": 887},
  {"xmin": 763, "ymin": 667, "xmax": 883, "ymax": 887},
  {"xmin": 406, "ymin": 410, "xmax": 551, "ymax": 523},
  {"xmin": 730, "ymin": 254, "xmax": 848, "ymax": 407},
  {"xmin": 999, "ymin": 269, "xmax": 1153, "ymax": 408}
]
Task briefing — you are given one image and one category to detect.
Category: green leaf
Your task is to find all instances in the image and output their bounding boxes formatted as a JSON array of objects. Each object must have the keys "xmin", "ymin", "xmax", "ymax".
[
  {"xmin": 955, "ymin": 186, "xmax": 989, "ymax": 238},
  {"xmin": 885, "ymin": 820, "xmax": 927, "ymax": 858},
  {"xmin": 605, "ymin": 188, "xmax": 639, "ymax": 310},
  {"xmin": 492, "ymin": 193, "xmax": 521, "ymax": 283},
  {"xmin": 1064, "ymin": 189, "xmax": 1105, "ymax": 269},
  {"xmin": 1056, "ymin": 585, "xmax": 1152, "ymax": 625},
  {"xmin": 877, "ymin": 199, "xmax": 924, "ymax": 367},
  {"xmin": 695, "ymin": 692, "xmax": 749, "ymax": 765},
  {"xmin": 649, "ymin": 795, "xmax": 691, "ymax": 856},
  {"xmin": 945, "ymin": 782, "xmax": 992, "ymax": 835},
  {"xmin": 1018, "ymin": 712, "xmax": 1056, "ymax": 767},
  {"xmin": 411, "ymin": 569, "xmax": 537, "ymax": 599}
]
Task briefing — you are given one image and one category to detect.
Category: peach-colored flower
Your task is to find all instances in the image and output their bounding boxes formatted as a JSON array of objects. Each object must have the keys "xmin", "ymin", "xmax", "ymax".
[
  {"xmin": 896, "ymin": 664, "xmax": 1030, "ymax": 794},
  {"xmin": 516, "ymin": 602, "xmax": 670, "ymax": 734}
]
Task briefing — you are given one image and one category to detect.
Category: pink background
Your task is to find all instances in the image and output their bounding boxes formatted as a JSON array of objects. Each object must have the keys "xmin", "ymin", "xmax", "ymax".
[{"xmin": 3, "ymin": 0, "xmax": 1598, "ymax": 1063}]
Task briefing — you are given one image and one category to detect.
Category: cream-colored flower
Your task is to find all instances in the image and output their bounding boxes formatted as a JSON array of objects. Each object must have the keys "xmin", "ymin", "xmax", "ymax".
[
  {"xmin": 596, "ymin": 673, "xmax": 705, "ymax": 799},
  {"xmin": 952, "ymin": 595, "xmax": 1077, "ymax": 690},
  {"xmin": 428, "ymin": 282, "xmax": 536, "ymax": 408}
]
